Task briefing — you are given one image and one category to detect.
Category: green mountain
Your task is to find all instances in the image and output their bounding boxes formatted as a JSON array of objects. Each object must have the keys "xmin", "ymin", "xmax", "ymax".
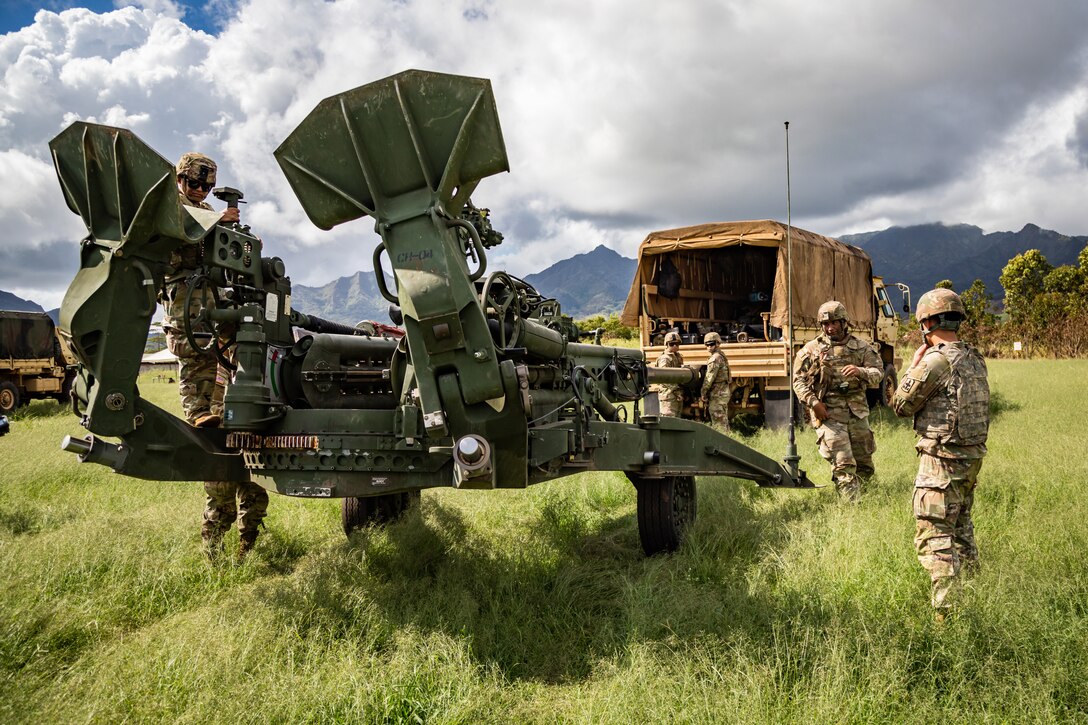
[
  {"xmin": 523, "ymin": 244, "xmax": 636, "ymax": 319},
  {"xmin": 289, "ymin": 271, "xmax": 395, "ymax": 327},
  {"xmin": 0, "ymin": 290, "xmax": 44, "ymax": 313},
  {"xmin": 288, "ymin": 244, "xmax": 638, "ymax": 325},
  {"xmin": 841, "ymin": 222, "xmax": 1088, "ymax": 303}
]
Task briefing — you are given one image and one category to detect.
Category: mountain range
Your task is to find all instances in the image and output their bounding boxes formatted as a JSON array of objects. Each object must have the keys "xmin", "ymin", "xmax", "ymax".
[
  {"xmin": 4, "ymin": 223, "xmax": 1086, "ymax": 326},
  {"xmin": 841, "ymin": 222, "xmax": 1087, "ymax": 305}
]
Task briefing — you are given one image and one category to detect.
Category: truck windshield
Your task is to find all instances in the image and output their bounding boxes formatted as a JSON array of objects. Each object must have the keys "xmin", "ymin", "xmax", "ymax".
[{"xmin": 875, "ymin": 286, "xmax": 894, "ymax": 318}]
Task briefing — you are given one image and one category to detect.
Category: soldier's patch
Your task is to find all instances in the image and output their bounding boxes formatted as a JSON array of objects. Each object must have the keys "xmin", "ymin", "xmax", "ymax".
[{"xmin": 901, "ymin": 378, "xmax": 916, "ymax": 393}]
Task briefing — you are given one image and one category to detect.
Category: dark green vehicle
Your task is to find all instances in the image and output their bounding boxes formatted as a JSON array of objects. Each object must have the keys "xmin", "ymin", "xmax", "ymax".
[{"xmin": 53, "ymin": 70, "xmax": 813, "ymax": 555}]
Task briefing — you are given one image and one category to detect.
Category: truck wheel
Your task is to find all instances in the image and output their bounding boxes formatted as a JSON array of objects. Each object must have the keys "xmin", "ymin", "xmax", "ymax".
[
  {"xmin": 341, "ymin": 491, "xmax": 419, "ymax": 536},
  {"xmin": 633, "ymin": 475, "xmax": 697, "ymax": 555},
  {"xmin": 763, "ymin": 390, "xmax": 806, "ymax": 429},
  {"xmin": 0, "ymin": 382, "xmax": 19, "ymax": 415},
  {"xmin": 867, "ymin": 364, "xmax": 898, "ymax": 408}
]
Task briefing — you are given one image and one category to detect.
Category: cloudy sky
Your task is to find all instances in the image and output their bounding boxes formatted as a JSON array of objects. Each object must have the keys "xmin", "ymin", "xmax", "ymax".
[{"xmin": 3, "ymin": 0, "xmax": 1088, "ymax": 310}]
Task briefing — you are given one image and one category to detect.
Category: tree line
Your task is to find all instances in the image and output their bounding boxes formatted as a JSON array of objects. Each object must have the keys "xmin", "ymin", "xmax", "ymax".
[{"xmin": 923, "ymin": 243, "xmax": 1088, "ymax": 358}]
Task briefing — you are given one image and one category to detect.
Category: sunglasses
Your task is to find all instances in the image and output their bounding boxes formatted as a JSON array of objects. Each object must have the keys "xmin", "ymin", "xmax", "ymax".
[
  {"xmin": 667, "ymin": 341, "xmax": 680, "ymax": 346},
  {"xmin": 183, "ymin": 176, "xmax": 214, "ymax": 192},
  {"xmin": 705, "ymin": 342, "xmax": 718, "ymax": 347}
]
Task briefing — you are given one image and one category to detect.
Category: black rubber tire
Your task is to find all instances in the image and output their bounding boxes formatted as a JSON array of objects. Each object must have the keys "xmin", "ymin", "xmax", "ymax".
[
  {"xmin": 867, "ymin": 364, "xmax": 898, "ymax": 408},
  {"xmin": 341, "ymin": 490, "xmax": 419, "ymax": 536},
  {"xmin": 0, "ymin": 382, "xmax": 19, "ymax": 415},
  {"xmin": 763, "ymin": 389, "xmax": 806, "ymax": 429},
  {"xmin": 634, "ymin": 475, "xmax": 697, "ymax": 555}
]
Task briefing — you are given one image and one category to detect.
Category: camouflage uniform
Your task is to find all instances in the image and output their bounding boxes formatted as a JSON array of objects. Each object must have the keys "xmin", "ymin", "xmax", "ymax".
[
  {"xmin": 893, "ymin": 339, "xmax": 989, "ymax": 611},
  {"xmin": 163, "ymin": 152, "xmax": 225, "ymax": 426},
  {"xmin": 652, "ymin": 332, "xmax": 685, "ymax": 417},
  {"xmin": 202, "ymin": 479, "xmax": 269, "ymax": 557},
  {"xmin": 166, "ymin": 152, "xmax": 268, "ymax": 558},
  {"xmin": 793, "ymin": 308, "xmax": 883, "ymax": 500},
  {"xmin": 700, "ymin": 333, "xmax": 732, "ymax": 432}
]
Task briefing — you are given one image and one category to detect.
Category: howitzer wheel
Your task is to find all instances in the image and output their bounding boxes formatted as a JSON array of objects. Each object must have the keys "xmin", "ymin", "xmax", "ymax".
[
  {"xmin": 632, "ymin": 475, "xmax": 696, "ymax": 555},
  {"xmin": 342, "ymin": 491, "xmax": 420, "ymax": 536}
]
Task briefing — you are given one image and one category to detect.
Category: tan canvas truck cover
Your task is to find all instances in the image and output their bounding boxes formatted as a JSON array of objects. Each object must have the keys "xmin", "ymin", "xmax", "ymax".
[
  {"xmin": 620, "ymin": 220, "xmax": 875, "ymax": 331},
  {"xmin": 0, "ymin": 311, "xmax": 57, "ymax": 361}
]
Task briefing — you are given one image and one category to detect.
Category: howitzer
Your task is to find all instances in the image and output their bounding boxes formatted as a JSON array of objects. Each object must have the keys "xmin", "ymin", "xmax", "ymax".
[{"xmin": 52, "ymin": 70, "xmax": 813, "ymax": 556}]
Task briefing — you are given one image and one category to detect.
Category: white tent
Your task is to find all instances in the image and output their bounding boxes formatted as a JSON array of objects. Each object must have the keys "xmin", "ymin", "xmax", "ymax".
[{"xmin": 141, "ymin": 348, "xmax": 178, "ymax": 365}]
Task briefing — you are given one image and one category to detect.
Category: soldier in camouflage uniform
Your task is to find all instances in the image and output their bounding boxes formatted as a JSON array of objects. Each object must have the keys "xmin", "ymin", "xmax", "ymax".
[
  {"xmin": 652, "ymin": 331, "xmax": 685, "ymax": 417},
  {"xmin": 165, "ymin": 152, "xmax": 268, "ymax": 560},
  {"xmin": 700, "ymin": 332, "xmax": 732, "ymax": 432},
  {"xmin": 892, "ymin": 289, "xmax": 989, "ymax": 614},
  {"xmin": 164, "ymin": 153, "xmax": 238, "ymax": 427},
  {"xmin": 792, "ymin": 301, "xmax": 883, "ymax": 501}
]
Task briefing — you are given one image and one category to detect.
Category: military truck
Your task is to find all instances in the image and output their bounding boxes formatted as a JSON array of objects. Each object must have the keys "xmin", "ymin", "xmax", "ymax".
[
  {"xmin": 619, "ymin": 220, "xmax": 903, "ymax": 427},
  {"xmin": 0, "ymin": 310, "xmax": 76, "ymax": 414}
]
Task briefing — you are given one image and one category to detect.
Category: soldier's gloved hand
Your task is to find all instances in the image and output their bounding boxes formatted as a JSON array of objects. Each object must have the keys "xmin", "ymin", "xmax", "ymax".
[{"xmin": 812, "ymin": 401, "xmax": 829, "ymax": 422}]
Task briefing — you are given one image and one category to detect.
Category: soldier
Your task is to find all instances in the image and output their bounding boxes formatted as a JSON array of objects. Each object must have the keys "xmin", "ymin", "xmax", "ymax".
[
  {"xmin": 700, "ymin": 332, "xmax": 732, "ymax": 432},
  {"xmin": 892, "ymin": 289, "xmax": 989, "ymax": 616},
  {"xmin": 792, "ymin": 301, "xmax": 883, "ymax": 500},
  {"xmin": 165, "ymin": 153, "xmax": 239, "ymax": 427},
  {"xmin": 164, "ymin": 152, "xmax": 268, "ymax": 561},
  {"xmin": 652, "ymin": 331, "xmax": 685, "ymax": 417}
]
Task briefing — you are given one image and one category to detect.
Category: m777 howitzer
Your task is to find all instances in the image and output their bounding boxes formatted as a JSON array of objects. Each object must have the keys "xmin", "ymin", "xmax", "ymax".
[{"xmin": 52, "ymin": 70, "xmax": 813, "ymax": 556}]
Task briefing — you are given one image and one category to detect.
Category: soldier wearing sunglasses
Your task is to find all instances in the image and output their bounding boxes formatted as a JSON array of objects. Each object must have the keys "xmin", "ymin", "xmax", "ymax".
[
  {"xmin": 162, "ymin": 152, "xmax": 268, "ymax": 561},
  {"xmin": 700, "ymin": 332, "xmax": 732, "ymax": 432},
  {"xmin": 651, "ymin": 331, "xmax": 685, "ymax": 417}
]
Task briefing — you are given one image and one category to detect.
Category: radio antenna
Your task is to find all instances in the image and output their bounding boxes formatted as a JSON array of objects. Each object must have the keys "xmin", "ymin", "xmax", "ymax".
[{"xmin": 783, "ymin": 121, "xmax": 800, "ymax": 477}]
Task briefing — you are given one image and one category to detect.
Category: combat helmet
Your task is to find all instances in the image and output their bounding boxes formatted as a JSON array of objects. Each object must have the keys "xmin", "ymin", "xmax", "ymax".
[
  {"xmin": 916, "ymin": 288, "xmax": 965, "ymax": 332},
  {"xmin": 176, "ymin": 152, "xmax": 217, "ymax": 185},
  {"xmin": 817, "ymin": 301, "xmax": 849, "ymax": 323},
  {"xmin": 703, "ymin": 331, "xmax": 722, "ymax": 345},
  {"xmin": 664, "ymin": 331, "xmax": 682, "ymax": 345}
]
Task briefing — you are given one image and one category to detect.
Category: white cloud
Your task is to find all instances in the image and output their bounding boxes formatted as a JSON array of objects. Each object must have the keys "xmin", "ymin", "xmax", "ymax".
[
  {"xmin": 0, "ymin": 149, "xmax": 85, "ymax": 246},
  {"xmin": 2, "ymin": 0, "xmax": 1088, "ymax": 307}
]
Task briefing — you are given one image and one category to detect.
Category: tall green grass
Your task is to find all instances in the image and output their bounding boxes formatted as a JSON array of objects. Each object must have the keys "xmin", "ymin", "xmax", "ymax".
[{"xmin": 1, "ymin": 360, "xmax": 1086, "ymax": 723}]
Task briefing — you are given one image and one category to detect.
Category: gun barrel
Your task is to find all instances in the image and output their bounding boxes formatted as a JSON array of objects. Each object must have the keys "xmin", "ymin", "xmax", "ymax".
[{"xmin": 646, "ymin": 366, "xmax": 697, "ymax": 386}]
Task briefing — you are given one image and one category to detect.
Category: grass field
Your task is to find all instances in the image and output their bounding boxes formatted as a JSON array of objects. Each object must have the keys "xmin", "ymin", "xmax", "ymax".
[{"xmin": 1, "ymin": 359, "xmax": 1087, "ymax": 723}]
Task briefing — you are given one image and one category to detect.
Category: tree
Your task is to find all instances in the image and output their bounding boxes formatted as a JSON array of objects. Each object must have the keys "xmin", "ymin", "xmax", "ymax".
[
  {"xmin": 1043, "ymin": 265, "xmax": 1083, "ymax": 295},
  {"xmin": 576, "ymin": 313, "xmax": 636, "ymax": 341},
  {"xmin": 999, "ymin": 249, "xmax": 1052, "ymax": 321},
  {"xmin": 1030, "ymin": 292, "xmax": 1069, "ymax": 328},
  {"xmin": 935, "ymin": 279, "xmax": 954, "ymax": 289},
  {"xmin": 959, "ymin": 279, "xmax": 996, "ymax": 328}
]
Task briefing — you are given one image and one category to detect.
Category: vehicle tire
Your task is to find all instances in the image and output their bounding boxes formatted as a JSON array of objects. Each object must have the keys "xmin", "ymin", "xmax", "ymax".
[
  {"xmin": 341, "ymin": 490, "xmax": 419, "ymax": 536},
  {"xmin": 867, "ymin": 364, "xmax": 898, "ymax": 408},
  {"xmin": 763, "ymin": 389, "xmax": 805, "ymax": 429},
  {"xmin": 633, "ymin": 474, "xmax": 697, "ymax": 555},
  {"xmin": 0, "ymin": 382, "xmax": 19, "ymax": 415}
]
